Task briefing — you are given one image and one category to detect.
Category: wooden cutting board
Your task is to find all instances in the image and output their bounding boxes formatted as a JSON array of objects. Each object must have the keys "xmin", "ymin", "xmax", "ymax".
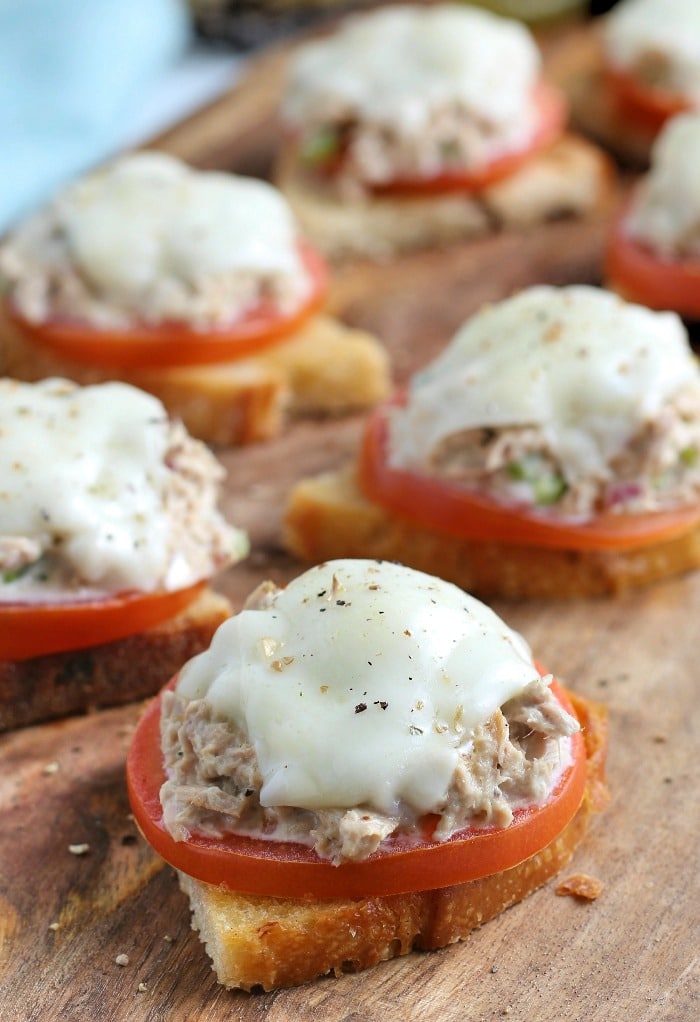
[{"xmin": 1, "ymin": 20, "xmax": 699, "ymax": 1022}]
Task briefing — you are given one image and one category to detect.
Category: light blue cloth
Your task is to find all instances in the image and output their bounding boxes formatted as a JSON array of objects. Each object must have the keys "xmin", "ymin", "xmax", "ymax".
[{"xmin": 0, "ymin": 0, "xmax": 190, "ymax": 232}]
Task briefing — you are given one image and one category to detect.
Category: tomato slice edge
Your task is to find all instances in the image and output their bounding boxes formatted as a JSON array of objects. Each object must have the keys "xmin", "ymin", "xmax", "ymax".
[
  {"xmin": 605, "ymin": 210, "xmax": 700, "ymax": 319},
  {"xmin": 6, "ymin": 242, "xmax": 328, "ymax": 371},
  {"xmin": 357, "ymin": 403, "xmax": 700, "ymax": 552},
  {"xmin": 603, "ymin": 61, "xmax": 690, "ymax": 134},
  {"xmin": 0, "ymin": 580, "xmax": 206, "ymax": 661},
  {"xmin": 126, "ymin": 675, "xmax": 587, "ymax": 900}
]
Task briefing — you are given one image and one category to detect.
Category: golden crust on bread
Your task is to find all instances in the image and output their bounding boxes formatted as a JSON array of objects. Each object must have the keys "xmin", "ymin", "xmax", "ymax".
[
  {"xmin": 275, "ymin": 133, "xmax": 616, "ymax": 260},
  {"xmin": 283, "ymin": 466, "xmax": 700, "ymax": 599},
  {"xmin": 0, "ymin": 306, "xmax": 391, "ymax": 445},
  {"xmin": 0, "ymin": 587, "xmax": 232, "ymax": 732},
  {"xmin": 176, "ymin": 691, "xmax": 607, "ymax": 992},
  {"xmin": 479, "ymin": 133, "xmax": 616, "ymax": 227}
]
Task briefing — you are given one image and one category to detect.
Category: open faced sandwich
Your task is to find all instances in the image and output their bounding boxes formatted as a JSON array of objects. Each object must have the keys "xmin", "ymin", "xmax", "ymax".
[
  {"xmin": 0, "ymin": 377, "xmax": 247, "ymax": 730},
  {"xmin": 285, "ymin": 285, "xmax": 700, "ymax": 598},
  {"xmin": 0, "ymin": 153, "xmax": 390, "ymax": 445},
  {"xmin": 605, "ymin": 112, "xmax": 700, "ymax": 321},
  {"xmin": 127, "ymin": 558, "xmax": 608, "ymax": 991},
  {"xmin": 275, "ymin": 2, "xmax": 614, "ymax": 260},
  {"xmin": 565, "ymin": 0, "xmax": 700, "ymax": 166}
]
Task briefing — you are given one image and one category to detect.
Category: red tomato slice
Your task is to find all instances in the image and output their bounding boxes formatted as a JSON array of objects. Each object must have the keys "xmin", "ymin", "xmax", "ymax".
[
  {"xmin": 358, "ymin": 402, "xmax": 700, "ymax": 552},
  {"xmin": 603, "ymin": 62, "xmax": 690, "ymax": 135},
  {"xmin": 0, "ymin": 580, "xmax": 205, "ymax": 661},
  {"xmin": 370, "ymin": 82, "xmax": 567, "ymax": 197},
  {"xmin": 605, "ymin": 207, "xmax": 700, "ymax": 320},
  {"xmin": 6, "ymin": 242, "xmax": 328, "ymax": 371},
  {"xmin": 126, "ymin": 676, "xmax": 586, "ymax": 900}
]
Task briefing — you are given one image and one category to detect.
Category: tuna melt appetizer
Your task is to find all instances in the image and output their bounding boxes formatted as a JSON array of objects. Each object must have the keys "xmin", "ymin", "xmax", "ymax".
[
  {"xmin": 0, "ymin": 153, "xmax": 389, "ymax": 445},
  {"xmin": 602, "ymin": 0, "xmax": 700, "ymax": 139},
  {"xmin": 606, "ymin": 112, "xmax": 700, "ymax": 320},
  {"xmin": 0, "ymin": 377, "xmax": 247, "ymax": 729},
  {"xmin": 285, "ymin": 285, "xmax": 700, "ymax": 597},
  {"xmin": 275, "ymin": 3, "xmax": 613, "ymax": 259},
  {"xmin": 127, "ymin": 558, "xmax": 608, "ymax": 990},
  {"xmin": 567, "ymin": 0, "xmax": 700, "ymax": 166}
]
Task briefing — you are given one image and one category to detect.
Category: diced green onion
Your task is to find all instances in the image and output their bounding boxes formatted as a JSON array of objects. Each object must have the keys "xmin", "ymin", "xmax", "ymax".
[
  {"xmin": 3, "ymin": 564, "xmax": 30, "ymax": 584},
  {"xmin": 2, "ymin": 558, "xmax": 41, "ymax": 584},
  {"xmin": 299, "ymin": 127, "xmax": 341, "ymax": 166},
  {"xmin": 507, "ymin": 455, "xmax": 567, "ymax": 505}
]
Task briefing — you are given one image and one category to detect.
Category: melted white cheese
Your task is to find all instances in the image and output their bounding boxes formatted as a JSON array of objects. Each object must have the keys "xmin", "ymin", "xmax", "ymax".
[
  {"xmin": 0, "ymin": 378, "xmax": 243, "ymax": 599},
  {"xmin": 59, "ymin": 153, "xmax": 305, "ymax": 305},
  {"xmin": 388, "ymin": 286, "xmax": 699, "ymax": 486},
  {"xmin": 283, "ymin": 4, "xmax": 540, "ymax": 138},
  {"xmin": 175, "ymin": 559, "xmax": 542, "ymax": 816},
  {"xmin": 624, "ymin": 112, "xmax": 700, "ymax": 257},
  {"xmin": 604, "ymin": 0, "xmax": 700, "ymax": 104}
]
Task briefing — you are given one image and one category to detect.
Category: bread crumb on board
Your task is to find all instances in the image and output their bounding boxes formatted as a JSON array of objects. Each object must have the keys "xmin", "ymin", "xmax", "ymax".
[
  {"xmin": 68, "ymin": 843, "xmax": 90, "ymax": 856},
  {"xmin": 555, "ymin": 873, "xmax": 604, "ymax": 901}
]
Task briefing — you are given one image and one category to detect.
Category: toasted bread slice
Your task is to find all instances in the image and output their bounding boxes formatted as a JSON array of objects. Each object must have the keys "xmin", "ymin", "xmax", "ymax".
[
  {"xmin": 176, "ymin": 691, "xmax": 607, "ymax": 992},
  {"xmin": 0, "ymin": 307, "xmax": 391, "ymax": 446},
  {"xmin": 275, "ymin": 133, "xmax": 616, "ymax": 260},
  {"xmin": 283, "ymin": 466, "xmax": 700, "ymax": 599},
  {"xmin": 0, "ymin": 587, "xmax": 232, "ymax": 732}
]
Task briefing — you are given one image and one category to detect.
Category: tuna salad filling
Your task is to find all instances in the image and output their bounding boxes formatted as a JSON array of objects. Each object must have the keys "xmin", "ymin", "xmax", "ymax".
[
  {"xmin": 296, "ymin": 100, "xmax": 539, "ymax": 198},
  {"xmin": 159, "ymin": 676, "xmax": 578, "ymax": 866},
  {"xmin": 391, "ymin": 385, "xmax": 700, "ymax": 519}
]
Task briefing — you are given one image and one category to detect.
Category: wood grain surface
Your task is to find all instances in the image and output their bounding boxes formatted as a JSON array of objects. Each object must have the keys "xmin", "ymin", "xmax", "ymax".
[{"xmin": 1, "ymin": 19, "xmax": 699, "ymax": 1022}]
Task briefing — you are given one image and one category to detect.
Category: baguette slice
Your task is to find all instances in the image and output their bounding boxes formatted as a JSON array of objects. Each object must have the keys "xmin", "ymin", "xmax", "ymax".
[
  {"xmin": 0, "ymin": 306, "xmax": 391, "ymax": 446},
  {"xmin": 176, "ymin": 691, "xmax": 608, "ymax": 992},
  {"xmin": 283, "ymin": 465, "xmax": 700, "ymax": 599},
  {"xmin": 0, "ymin": 587, "xmax": 232, "ymax": 732},
  {"xmin": 275, "ymin": 133, "xmax": 616, "ymax": 261}
]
